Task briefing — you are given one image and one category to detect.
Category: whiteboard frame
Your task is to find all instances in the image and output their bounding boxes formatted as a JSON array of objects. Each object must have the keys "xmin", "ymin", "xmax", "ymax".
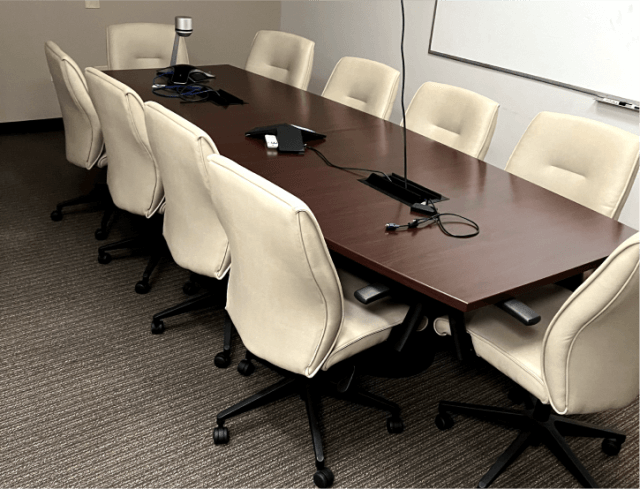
[{"xmin": 427, "ymin": 0, "xmax": 639, "ymax": 106}]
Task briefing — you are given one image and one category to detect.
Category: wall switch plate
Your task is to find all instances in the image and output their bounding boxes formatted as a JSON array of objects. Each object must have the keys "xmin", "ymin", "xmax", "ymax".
[{"xmin": 85, "ymin": 1, "xmax": 100, "ymax": 8}]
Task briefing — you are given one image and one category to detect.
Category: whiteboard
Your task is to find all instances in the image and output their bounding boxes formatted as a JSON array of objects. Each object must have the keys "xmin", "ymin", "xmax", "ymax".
[{"xmin": 429, "ymin": 0, "xmax": 640, "ymax": 104}]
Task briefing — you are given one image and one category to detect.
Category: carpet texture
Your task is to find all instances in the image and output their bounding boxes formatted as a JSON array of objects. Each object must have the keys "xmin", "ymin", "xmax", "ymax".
[{"xmin": 0, "ymin": 125, "xmax": 638, "ymax": 488}]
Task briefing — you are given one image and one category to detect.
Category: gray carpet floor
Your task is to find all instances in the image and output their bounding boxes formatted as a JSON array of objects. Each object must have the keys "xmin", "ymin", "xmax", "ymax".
[{"xmin": 0, "ymin": 125, "xmax": 638, "ymax": 488}]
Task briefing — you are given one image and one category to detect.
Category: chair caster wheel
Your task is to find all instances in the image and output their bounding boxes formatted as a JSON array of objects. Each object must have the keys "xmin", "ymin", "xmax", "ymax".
[
  {"xmin": 214, "ymin": 352, "xmax": 231, "ymax": 369},
  {"xmin": 95, "ymin": 228, "xmax": 108, "ymax": 240},
  {"xmin": 435, "ymin": 413, "xmax": 454, "ymax": 431},
  {"xmin": 313, "ymin": 468, "xmax": 334, "ymax": 488},
  {"xmin": 213, "ymin": 426, "xmax": 229, "ymax": 445},
  {"xmin": 386, "ymin": 416, "xmax": 404, "ymax": 434},
  {"xmin": 602, "ymin": 438, "xmax": 622, "ymax": 456},
  {"xmin": 98, "ymin": 252, "xmax": 112, "ymax": 265},
  {"xmin": 182, "ymin": 281, "xmax": 199, "ymax": 295},
  {"xmin": 151, "ymin": 320, "xmax": 165, "ymax": 334},
  {"xmin": 50, "ymin": 210, "xmax": 63, "ymax": 221},
  {"xmin": 237, "ymin": 359, "xmax": 255, "ymax": 376},
  {"xmin": 135, "ymin": 281, "xmax": 151, "ymax": 294},
  {"xmin": 508, "ymin": 386, "xmax": 526, "ymax": 405}
]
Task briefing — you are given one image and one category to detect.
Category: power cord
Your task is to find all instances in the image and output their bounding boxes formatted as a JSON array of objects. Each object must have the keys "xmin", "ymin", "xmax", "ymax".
[
  {"xmin": 386, "ymin": 199, "xmax": 480, "ymax": 238},
  {"xmin": 304, "ymin": 144, "xmax": 392, "ymax": 182},
  {"xmin": 400, "ymin": 0, "xmax": 408, "ymax": 189},
  {"xmin": 151, "ymin": 73, "xmax": 214, "ymax": 102},
  {"xmin": 305, "ymin": 145, "xmax": 478, "ymax": 238},
  {"xmin": 387, "ymin": 0, "xmax": 479, "ymax": 239}
]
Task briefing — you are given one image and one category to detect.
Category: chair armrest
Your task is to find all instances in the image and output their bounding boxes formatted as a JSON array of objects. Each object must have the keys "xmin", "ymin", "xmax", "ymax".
[
  {"xmin": 93, "ymin": 65, "xmax": 109, "ymax": 71},
  {"xmin": 495, "ymin": 299, "xmax": 541, "ymax": 326},
  {"xmin": 354, "ymin": 282, "xmax": 391, "ymax": 304}
]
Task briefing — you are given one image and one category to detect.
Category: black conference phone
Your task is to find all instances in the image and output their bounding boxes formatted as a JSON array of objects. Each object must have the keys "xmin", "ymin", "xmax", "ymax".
[
  {"xmin": 245, "ymin": 124, "xmax": 325, "ymax": 141},
  {"xmin": 245, "ymin": 124, "xmax": 326, "ymax": 154}
]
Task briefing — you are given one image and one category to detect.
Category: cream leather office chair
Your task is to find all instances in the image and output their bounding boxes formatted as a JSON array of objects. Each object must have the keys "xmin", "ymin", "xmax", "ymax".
[
  {"xmin": 506, "ymin": 112, "xmax": 639, "ymax": 220},
  {"xmin": 85, "ymin": 67, "xmax": 165, "ymax": 294},
  {"xmin": 404, "ymin": 82, "xmax": 500, "ymax": 160},
  {"xmin": 245, "ymin": 30, "xmax": 315, "ymax": 90},
  {"xmin": 204, "ymin": 154, "xmax": 415, "ymax": 488},
  {"xmin": 45, "ymin": 41, "xmax": 112, "ymax": 236},
  {"xmin": 106, "ymin": 23, "xmax": 188, "ymax": 70},
  {"xmin": 144, "ymin": 101, "xmax": 235, "ymax": 363},
  {"xmin": 433, "ymin": 233, "xmax": 639, "ymax": 488},
  {"xmin": 322, "ymin": 57, "xmax": 400, "ymax": 120}
]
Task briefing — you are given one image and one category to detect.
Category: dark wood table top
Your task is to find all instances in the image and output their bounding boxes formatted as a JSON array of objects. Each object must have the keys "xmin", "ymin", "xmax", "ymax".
[{"xmin": 106, "ymin": 65, "xmax": 637, "ymax": 312}]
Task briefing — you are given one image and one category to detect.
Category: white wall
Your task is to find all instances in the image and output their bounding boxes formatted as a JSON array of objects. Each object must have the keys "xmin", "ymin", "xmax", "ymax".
[
  {"xmin": 0, "ymin": 1, "xmax": 281, "ymax": 123},
  {"xmin": 280, "ymin": 0, "xmax": 640, "ymax": 229}
]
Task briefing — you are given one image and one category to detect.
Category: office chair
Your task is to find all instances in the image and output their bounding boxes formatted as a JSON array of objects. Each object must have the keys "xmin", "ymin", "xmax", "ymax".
[
  {"xmin": 505, "ymin": 112, "xmax": 639, "ymax": 220},
  {"xmin": 404, "ymin": 82, "xmax": 500, "ymax": 160},
  {"xmin": 203, "ymin": 154, "xmax": 420, "ymax": 487},
  {"xmin": 245, "ymin": 30, "xmax": 315, "ymax": 90},
  {"xmin": 44, "ymin": 41, "xmax": 112, "ymax": 238},
  {"xmin": 432, "ymin": 233, "xmax": 639, "ymax": 488},
  {"xmin": 322, "ymin": 57, "xmax": 400, "ymax": 120},
  {"xmin": 143, "ymin": 101, "xmax": 235, "ymax": 362},
  {"xmin": 85, "ymin": 68, "xmax": 165, "ymax": 294},
  {"xmin": 106, "ymin": 23, "xmax": 189, "ymax": 70}
]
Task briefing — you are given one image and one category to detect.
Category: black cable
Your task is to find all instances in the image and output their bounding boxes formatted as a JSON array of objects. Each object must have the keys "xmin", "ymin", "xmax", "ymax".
[
  {"xmin": 305, "ymin": 144, "xmax": 478, "ymax": 238},
  {"xmin": 400, "ymin": 0, "xmax": 408, "ymax": 189},
  {"xmin": 177, "ymin": 83, "xmax": 219, "ymax": 103},
  {"xmin": 151, "ymin": 73, "xmax": 213, "ymax": 101},
  {"xmin": 433, "ymin": 213, "xmax": 480, "ymax": 238},
  {"xmin": 152, "ymin": 73, "xmax": 181, "ymax": 98},
  {"xmin": 388, "ymin": 0, "xmax": 478, "ymax": 239},
  {"xmin": 305, "ymin": 145, "xmax": 392, "ymax": 182},
  {"xmin": 386, "ymin": 200, "xmax": 480, "ymax": 238}
]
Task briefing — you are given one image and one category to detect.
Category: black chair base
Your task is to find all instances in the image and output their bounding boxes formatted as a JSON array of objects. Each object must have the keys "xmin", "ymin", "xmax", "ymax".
[
  {"xmin": 94, "ymin": 200, "xmax": 117, "ymax": 241},
  {"xmin": 97, "ymin": 215, "xmax": 166, "ymax": 294},
  {"xmin": 436, "ymin": 389, "xmax": 626, "ymax": 488},
  {"xmin": 151, "ymin": 291, "xmax": 213, "ymax": 335},
  {"xmin": 150, "ymin": 273, "xmax": 227, "ymax": 332},
  {"xmin": 50, "ymin": 167, "xmax": 115, "ymax": 240},
  {"xmin": 213, "ymin": 361, "xmax": 404, "ymax": 488},
  {"xmin": 150, "ymin": 273, "xmax": 233, "ymax": 364}
]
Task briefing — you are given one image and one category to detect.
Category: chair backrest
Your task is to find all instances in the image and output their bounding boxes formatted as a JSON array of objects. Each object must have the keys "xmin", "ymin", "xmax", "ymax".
[
  {"xmin": 144, "ymin": 102, "xmax": 230, "ymax": 280},
  {"xmin": 85, "ymin": 68, "xmax": 163, "ymax": 218},
  {"xmin": 245, "ymin": 30, "xmax": 315, "ymax": 90},
  {"xmin": 106, "ymin": 23, "xmax": 188, "ymax": 70},
  {"xmin": 542, "ymin": 233, "xmax": 639, "ymax": 415},
  {"xmin": 505, "ymin": 112, "xmax": 639, "ymax": 220},
  {"xmin": 404, "ymin": 82, "xmax": 500, "ymax": 160},
  {"xmin": 322, "ymin": 57, "xmax": 400, "ymax": 120},
  {"xmin": 44, "ymin": 41, "xmax": 104, "ymax": 169},
  {"xmin": 203, "ymin": 154, "xmax": 343, "ymax": 378}
]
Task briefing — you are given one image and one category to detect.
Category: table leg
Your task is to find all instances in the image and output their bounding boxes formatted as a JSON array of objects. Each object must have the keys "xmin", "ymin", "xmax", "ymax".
[
  {"xmin": 390, "ymin": 301, "xmax": 425, "ymax": 352},
  {"xmin": 448, "ymin": 310, "xmax": 474, "ymax": 362},
  {"xmin": 555, "ymin": 272, "xmax": 583, "ymax": 292}
]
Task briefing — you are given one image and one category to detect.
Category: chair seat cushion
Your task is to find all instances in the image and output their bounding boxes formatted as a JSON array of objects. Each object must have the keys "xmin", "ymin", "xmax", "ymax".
[
  {"xmin": 433, "ymin": 284, "xmax": 573, "ymax": 403},
  {"xmin": 322, "ymin": 269, "xmax": 410, "ymax": 371}
]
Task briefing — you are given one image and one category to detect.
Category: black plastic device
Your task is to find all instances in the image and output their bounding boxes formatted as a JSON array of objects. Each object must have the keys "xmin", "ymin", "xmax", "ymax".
[
  {"xmin": 207, "ymin": 89, "xmax": 244, "ymax": 106},
  {"xmin": 245, "ymin": 124, "xmax": 326, "ymax": 142},
  {"xmin": 360, "ymin": 173, "xmax": 448, "ymax": 207},
  {"xmin": 276, "ymin": 125, "xmax": 305, "ymax": 153},
  {"xmin": 157, "ymin": 64, "xmax": 215, "ymax": 85},
  {"xmin": 411, "ymin": 201, "xmax": 438, "ymax": 215}
]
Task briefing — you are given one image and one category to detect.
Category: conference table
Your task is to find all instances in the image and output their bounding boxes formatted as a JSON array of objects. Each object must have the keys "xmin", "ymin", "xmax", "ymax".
[{"xmin": 106, "ymin": 64, "xmax": 636, "ymax": 360}]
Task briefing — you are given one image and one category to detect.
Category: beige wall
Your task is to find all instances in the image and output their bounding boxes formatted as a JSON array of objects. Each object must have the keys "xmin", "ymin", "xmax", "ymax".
[{"xmin": 0, "ymin": 0, "xmax": 281, "ymax": 123}]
